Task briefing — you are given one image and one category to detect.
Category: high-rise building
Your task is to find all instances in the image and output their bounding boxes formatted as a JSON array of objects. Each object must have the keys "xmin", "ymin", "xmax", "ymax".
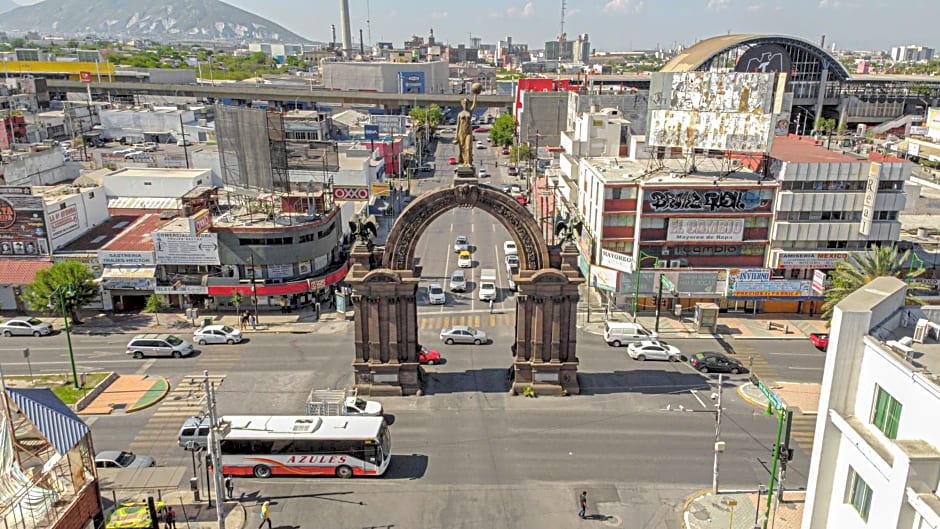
[{"xmin": 889, "ymin": 45, "xmax": 935, "ymax": 62}]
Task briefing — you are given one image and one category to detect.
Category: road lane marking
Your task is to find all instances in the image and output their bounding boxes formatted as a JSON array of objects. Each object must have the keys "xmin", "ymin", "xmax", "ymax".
[
  {"xmin": 786, "ymin": 366, "xmax": 823, "ymax": 370},
  {"xmin": 690, "ymin": 389, "xmax": 708, "ymax": 409}
]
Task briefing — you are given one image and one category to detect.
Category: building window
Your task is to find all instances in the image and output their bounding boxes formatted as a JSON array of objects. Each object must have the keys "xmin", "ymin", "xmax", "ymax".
[
  {"xmin": 846, "ymin": 467, "xmax": 873, "ymax": 521},
  {"xmin": 871, "ymin": 385, "xmax": 902, "ymax": 439},
  {"xmin": 602, "ymin": 214, "xmax": 635, "ymax": 227}
]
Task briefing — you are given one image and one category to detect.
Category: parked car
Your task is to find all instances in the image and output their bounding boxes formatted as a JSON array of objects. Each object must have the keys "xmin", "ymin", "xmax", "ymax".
[
  {"xmin": 95, "ymin": 450, "xmax": 156, "ymax": 469},
  {"xmin": 0, "ymin": 318, "xmax": 53, "ymax": 337},
  {"xmin": 418, "ymin": 345, "xmax": 442, "ymax": 365},
  {"xmin": 627, "ymin": 340, "xmax": 682, "ymax": 362},
  {"xmin": 503, "ymin": 240, "xmax": 518, "ymax": 256},
  {"xmin": 454, "ymin": 235, "xmax": 470, "ymax": 253},
  {"xmin": 503, "ymin": 184, "xmax": 523, "ymax": 194},
  {"xmin": 513, "ymin": 193, "xmax": 528, "ymax": 206},
  {"xmin": 475, "ymin": 141, "xmax": 484, "ymax": 149},
  {"xmin": 428, "ymin": 283, "xmax": 446, "ymax": 305},
  {"xmin": 507, "ymin": 165, "xmax": 519, "ymax": 176},
  {"xmin": 809, "ymin": 333, "xmax": 830, "ymax": 350},
  {"xmin": 505, "ymin": 254, "xmax": 519, "ymax": 270},
  {"xmin": 440, "ymin": 325, "xmax": 488, "ymax": 345},
  {"xmin": 123, "ymin": 150, "xmax": 143, "ymax": 159},
  {"xmin": 478, "ymin": 168, "xmax": 489, "ymax": 177},
  {"xmin": 176, "ymin": 138, "xmax": 193, "ymax": 147},
  {"xmin": 458, "ymin": 250, "xmax": 473, "ymax": 268},
  {"xmin": 448, "ymin": 157, "xmax": 457, "ymax": 165},
  {"xmin": 450, "ymin": 269, "xmax": 467, "ymax": 292},
  {"xmin": 126, "ymin": 334, "xmax": 195, "ymax": 359},
  {"xmin": 177, "ymin": 416, "xmax": 210, "ymax": 449},
  {"xmin": 689, "ymin": 352, "xmax": 745, "ymax": 374},
  {"xmin": 193, "ymin": 325, "xmax": 243, "ymax": 345},
  {"xmin": 502, "ymin": 147, "xmax": 511, "ymax": 155}
]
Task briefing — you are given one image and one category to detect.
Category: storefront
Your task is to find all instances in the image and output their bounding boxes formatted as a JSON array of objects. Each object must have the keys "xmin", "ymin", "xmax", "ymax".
[
  {"xmin": 101, "ymin": 266, "xmax": 156, "ymax": 311},
  {"xmin": 206, "ymin": 262, "xmax": 349, "ymax": 310},
  {"xmin": 725, "ymin": 268, "xmax": 824, "ymax": 314}
]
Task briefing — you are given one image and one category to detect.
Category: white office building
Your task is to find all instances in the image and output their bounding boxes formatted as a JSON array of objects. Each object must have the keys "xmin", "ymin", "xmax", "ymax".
[{"xmin": 802, "ymin": 276, "xmax": 940, "ymax": 529}]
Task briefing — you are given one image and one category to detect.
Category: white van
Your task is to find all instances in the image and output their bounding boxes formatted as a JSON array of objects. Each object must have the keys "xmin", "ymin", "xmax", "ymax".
[{"xmin": 603, "ymin": 321, "xmax": 658, "ymax": 347}]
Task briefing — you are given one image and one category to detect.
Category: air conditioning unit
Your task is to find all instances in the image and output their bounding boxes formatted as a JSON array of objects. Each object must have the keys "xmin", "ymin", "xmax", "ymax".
[
  {"xmin": 661, "ymin": 247, "xmax": 670, "ymax": 256},
  {"xmin": 670, "ymin": 259, "xmax": 682, "ymax": 268}
]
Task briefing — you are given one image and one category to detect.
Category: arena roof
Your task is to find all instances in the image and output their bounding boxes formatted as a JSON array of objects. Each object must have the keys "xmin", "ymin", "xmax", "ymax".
[{"xmin": 662, "ymin": 34, "xmax": 851, "ymax": 82}]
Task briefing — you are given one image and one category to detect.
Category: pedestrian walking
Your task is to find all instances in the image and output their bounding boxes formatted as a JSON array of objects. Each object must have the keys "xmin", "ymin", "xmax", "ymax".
[
  {"xmin": 249, "ymin": 313, "xmax": 256, "ymax": 331},
  {"xmin": 578, "ymin": 491, "xmax": 587, "ymax": 519},
  {"xmin": 165, "ymin": 506, "xmax": 177, "ymax": 529},
  {"xmin": 239, "ymin": 311, "xmax": 248, "ymax": 331},
  {"xmin": 258, "ymin": 501, "xmax": 272, "ymax": 529},
  {"xmin": 224, "ymin": 476, "xmax": 234, "ymax": 499}
]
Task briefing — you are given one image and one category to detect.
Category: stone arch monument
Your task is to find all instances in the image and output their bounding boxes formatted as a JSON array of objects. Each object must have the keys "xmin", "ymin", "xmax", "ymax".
[{"xmin": 345, "ymin": 182, "xmax": 584, "ymax": 396}]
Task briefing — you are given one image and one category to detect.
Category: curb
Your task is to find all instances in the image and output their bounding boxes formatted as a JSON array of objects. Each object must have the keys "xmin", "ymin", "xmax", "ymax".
[
  {"xmin": 729, "ymin": 335, "xmax": 809, "ymax": 341},
  {"xmin": 680, "ymin": 489, "xmax": 711, "ymax": 529},
  {"xmin": 736, "ymin": 383, "xmax": 769, "ymax": 410},
  {"xmin": 125, "ymin": 376, "xmax": 170, "ymax": 413},
  {"xmin": 229, "ymin": 501, "xmax": 247, "ymax": 529}
]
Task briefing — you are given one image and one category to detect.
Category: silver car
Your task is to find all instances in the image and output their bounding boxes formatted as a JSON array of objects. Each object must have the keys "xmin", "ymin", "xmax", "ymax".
[
  {"xmin": 450, "ymin": 269, "xmax": 467, "ymax": 292},
  {"xmin": 193, "ymin": 325, "xmax": 243, "ymax": 345},
  {"xmin": 439, "ymin": 325, "xmax": 488, "ymax": 345},
  {"xmin": 95, "ymin": 450, "xmax": 156, "ymax": 469},
  {"xmin": 454, "ymin": 235, "xmax": 470, "ymax": 253},
  {"xmin": 0, "ymin": 318, "xmax": 53, "ymax": 337},
  {"xmin": 126, "ymin": 334, "xmax": 195, "ymax": 359}
]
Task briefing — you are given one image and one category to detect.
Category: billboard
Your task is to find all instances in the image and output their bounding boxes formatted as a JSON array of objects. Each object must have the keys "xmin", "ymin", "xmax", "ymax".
[
  {"xmin": 399, "ymin": 71, "xmax": 426, "ymax": 94},
  {"xmin": 0, "ymin": 187, "xmax": 50, "ymax": 257},
  {"xmin": 47, "ymin": 204, "xmax": 81, "ymax": 240},
  {"xmin": 771, "ymin": 251, "xmax": 850, "ymax": 269},
  {"xmin": 726, "ymin": 268, "xmax": 815, "ymax": 299},
  {"xmin": 667, "ymin": 218, "xmax": 744, "ymax": 242},
  {"xmin": 646, "ymin": 71, "xmax": 778, "ymax": 153},
  {"xmin": 590, "ymin": 266, "xmax": 618, "ymax": 292},
  {"xmin": 600, "ymin": 248, "xmax": 634, "ymax": 273},
  {"xmin": 645, "ymin": 188, "xmax": 771, "ymax": 213},
  {"xmin": 859, "ymin": 162, "xmax": 880, "ymax": 236},
  {"xmin": 152, "ymin": 232, "xmax": 220, "ymax": 265}
]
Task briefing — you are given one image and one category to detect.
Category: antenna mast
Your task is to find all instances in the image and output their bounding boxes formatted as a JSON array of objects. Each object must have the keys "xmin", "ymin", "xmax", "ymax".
[
  {"xmin": 366, "ymin": 0, "xmax": 373, "ymax": 47},
  {"xmin": 559, "ymin": 0, "xmax": 566, "ymax": 39}
]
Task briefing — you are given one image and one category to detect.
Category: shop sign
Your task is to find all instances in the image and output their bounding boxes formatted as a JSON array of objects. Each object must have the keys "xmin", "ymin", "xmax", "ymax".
[
  {"xmin": 0, "ymin": 190, "xmax": 50, "ymax": 257},
  {"xmin": 577, "ymin": 230, "xmax": 594, "ymax": 262},
  {"xmin": 102, "ymin": 277, "xmax": 155, "ymax": 291},
  {"xmin": 772, "ymin": 251, "xmax": 850, "ymax": 269},
  {"xmin": 189, "ymin": 209, "xmax": 212, "ymax": 235},
  {"xmin": 371, "ymin": 183, "xmax": 390, "ymax": 197},
  {"xmin": 590, "ymin": 265, "xmax": 619, "ymax": 292},
  {"xmin": 152, "ymin": 232, "xmax": 220, "ymax": 265},
  {"xmin": 727, "ymin": 268, "xmax": 814, "ymax": 298},
  {"xmin": 155, "ymin": 285, "xmax": 209, "ymax": 295},
  {"xmin": 646, "ymin": 188, "xmax": 769, "ymax": 213},
  {"xmin": 860, "ymin": 162, "xmax": 880, "ymax": 236},
  {"xmin": 99, "ymin": 250, "xmax": 156, "ymax": 266},
  {"xmin": 676, "ymin": 271, "xmax": 721, "ymax": 295},
  {"xmin": 667, "ymin": 218, "xmax": 744, "ymax": 242},
  {"xmin": 600, "ymin": 248, "xmax": 634, "ymax": 274},
  {"xmin": 617, "ymin": 271, "xmax": 657, "ymax": 295},
  {"xmin": 812, "ymin": 270, "xmax": 827, "ymax": 295},
  {"xmin": 48, "ymin": 204, "xmax": 81, "ymax": 240},
  {"xmin": 333, "ymin": 186, "xmax": 369, "ymax": 200},
  {"xmin": 268, "ymin": 264, "xmax": 294, "ymax": 279},
  {"xmin": 577, "ymin": 254, "xmax": 591, "ymax": 281}
]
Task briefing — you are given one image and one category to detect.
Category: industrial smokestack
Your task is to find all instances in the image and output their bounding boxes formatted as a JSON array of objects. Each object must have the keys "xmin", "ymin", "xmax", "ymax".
[
  {"xmin": 359, "ymin": 29, "xmax": 365, "ymax": 55},
  {"xmin": 330, "ymin": 24, "xmax": 336, "ymax": 50},
  {"xmin": 339, "ymin": 0, "xmax": 353, "ymax": 58},
  {"xmin": 819, "ymin": 34, "xmax": 826, "ymax": 49}
]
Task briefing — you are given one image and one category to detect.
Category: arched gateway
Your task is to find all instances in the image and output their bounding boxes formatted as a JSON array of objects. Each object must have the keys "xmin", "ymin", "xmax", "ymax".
[{"xmin": 345, "ymin": 182, "xmax": 584, "ymax": 396}]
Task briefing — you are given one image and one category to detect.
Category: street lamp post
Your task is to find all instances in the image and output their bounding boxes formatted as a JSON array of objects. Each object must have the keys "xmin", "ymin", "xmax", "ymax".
[
  {"xmin": 50, "ymin": 286, "xmax": 79, "ymax": 389},
  {"xmin": 247, "ymin": 255, "xmax": 259, "ymax": 325},
  {"xmin": 632, "ymin": 251, "xmax": 659, "ymax": 319}
]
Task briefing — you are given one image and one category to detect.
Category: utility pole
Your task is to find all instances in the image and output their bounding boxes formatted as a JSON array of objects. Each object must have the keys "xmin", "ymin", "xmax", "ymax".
[
  {"xmin": 204, "ymin": 371, "xmax": 226, "ymax": 529},
  {"xmin": 179, "ymin": 113, "xmax": 191, "ymax": 168},
  {"xmin": 248, "ymin": 254, "xmax": 259, "ymax": 325},
  {"xmin": 712, "ymin": 373, "xmax": 724, "ymax": 494}
]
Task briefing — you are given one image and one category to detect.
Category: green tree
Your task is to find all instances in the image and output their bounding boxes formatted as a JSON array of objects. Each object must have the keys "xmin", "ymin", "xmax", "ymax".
[
  {"xmin": 815, "ymin": 117, "xmax": 836, "ymax": 135},
  {"xmin": 409, "ymin": 105, "xmax": 444, "ymax": 128},
  {"xmin": 510, "ymin": 144, "xmax": 535, "ymax": 164},
  {"xmin": 821, "ymin": 245, "xmax": 930, "ymax": 322},
  {"xmin": 230, "ymin": 291, "xmax": 244, "ymax": 313},
  {"xmin": 144, "ymin": 294, "xmax": 167, "ymax": 324},
  {"xmin": 489, "ymin": 114, "xmax": 516, "ymax": 147},
  {"xmin": 22, "ymin": 261, "xmax": 97, "ymax": 324}
]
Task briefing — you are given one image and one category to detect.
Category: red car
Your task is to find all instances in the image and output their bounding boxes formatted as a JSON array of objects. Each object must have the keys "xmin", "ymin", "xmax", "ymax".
[
  {"xmin": 501, "ymin": 147, "xmax": 510, "ymax": 155},
  {"xmin": 809, "ymin": 333, "xmax": 829, "ymax": 350},
  {"xmin": 418, "ymin": 345, "xmax": 442, "ymax": 365},
  {"xmin": 513, "ymin": 193, "xmax": 527, "ymax": 206},
  {"xmin": 448, "ymin": 157, "xmax": 457, "ymax": 165}
]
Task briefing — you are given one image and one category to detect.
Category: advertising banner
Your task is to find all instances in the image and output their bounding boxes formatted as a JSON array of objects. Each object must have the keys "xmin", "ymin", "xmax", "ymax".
[
  {"xmin": 267, "ymin": 264, "xmax": 294, "ymax": 279},
  {"xmin": 0, "ymin": 188, "xmax": 50, "ymax": 257},
  {"xmin": 48, "ymin": 204, "xmax": 81, "ymax": 240},
  {"xmin": 812, "ymin": 270, "xmax": 827, "ymax": 295},
  {"xmin": 667, "ymin": 218, "xmax": 744, "ymax": 242},
  {"xmin": 860, "ymin": 162, "xmax": 880, "ymax": 236},
  {"xmin": 600, "ymin": 248, "xmax": 634, "ymax": 274},
  {"xmin": 152, "ymin": 232, "xmax": 220, "ymax": 265},
  {"xmin": 189, "ymin": 209, "xmax": 212, "ymax": 235},
  {"xmin": 726, "ymin": 268, "xmax": 814, "ymax": 299},
  {"xmin": 645, "ymin": 188, "xmax": 771, "ymax": 213},
  {"xmin": 398, "ymin": 71, "xmax": 426, "ymax": 94},
  {"xmin": 98, "ymin": 250, "xmax": 156, "ymax": 266},
  {"xmin": 371, "ymin": 183, "xmax": 391, "ymax": 197},
  {"xmin": 333, "ymin": 186, "xmax": 370, "ymax": 200},
  {"xmin": 772, "ymin": 251, "xmax": 850, "ymax": 269},
  {"xmin": 590, "ymin": 266, "xmax": 619, "ymax": 292},
  {"xmin": 676, "ymin": 271, "xmax": 721, "ymax": 295}
]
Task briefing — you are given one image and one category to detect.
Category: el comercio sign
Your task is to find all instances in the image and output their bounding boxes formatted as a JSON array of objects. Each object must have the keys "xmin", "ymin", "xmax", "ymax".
[{"xmin": 0, "ymin": 197, "xmax": 16, "ymax": 229}]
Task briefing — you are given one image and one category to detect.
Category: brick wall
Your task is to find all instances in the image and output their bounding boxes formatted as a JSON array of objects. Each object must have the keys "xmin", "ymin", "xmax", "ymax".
[{"xmin": 52, "ymin": 482, "xmax": 102, "ymax": 529}]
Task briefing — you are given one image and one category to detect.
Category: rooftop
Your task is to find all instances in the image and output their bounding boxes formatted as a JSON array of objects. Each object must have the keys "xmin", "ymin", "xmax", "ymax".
[
  {"xmin": 154, "ymin": 217, "xmax": 192, "ymax": 233},
  {"xmin": 0, "ymin": 259, "xmax": 52, "ymax": 285},
  {"xmin": 100, "ymin": 214, "xmax": 167, "ymax": 252},
  {"xmin": 582, "ymin": 156, "xmax": 764, "ymax": 186},
  {"xmin": 106, "ymin": 167, "xmax": 211, "ymax": 179},
  {"xmin": 770, "ymin": 135, "xmax": 859, "ymax": 164},
  {"xmin": 57, "ymin": 215, "xmax": 141, "ymax": 252}
]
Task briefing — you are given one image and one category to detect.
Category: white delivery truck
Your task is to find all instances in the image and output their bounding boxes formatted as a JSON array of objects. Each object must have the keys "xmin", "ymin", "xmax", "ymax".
[
  {"xmin": 305, "ymin": 389, "xmax": 384, "ymax": 416},
  {"xmin": 479, "ymin": 268, "xmax": 498, "ymax": 301}
]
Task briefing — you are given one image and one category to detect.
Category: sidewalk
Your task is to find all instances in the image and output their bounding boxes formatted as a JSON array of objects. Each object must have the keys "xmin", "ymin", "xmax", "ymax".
[
  {"xmin": 577, "ymin": 284, "xmax": 828, "ymax": 340},
  {"xmin": 738, "ymin": 382, "xmax": 821, "ymax": 414},
  {"xmin": 146, "ymin": 490, "xmax": 246, "ymax": 529},
  {"xmin": 684, "ymin": 490, "xmax": 805, "ymax": 529}
]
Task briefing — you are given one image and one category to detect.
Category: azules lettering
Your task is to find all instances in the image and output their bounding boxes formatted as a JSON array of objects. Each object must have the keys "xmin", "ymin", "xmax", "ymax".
[
  {"xmin": 287, "ymin": 455, "xmax": 348, "ymax": 464},
  {"xmin": 648, "ymin": 189, "xmax": 767, "ymax": 212}
]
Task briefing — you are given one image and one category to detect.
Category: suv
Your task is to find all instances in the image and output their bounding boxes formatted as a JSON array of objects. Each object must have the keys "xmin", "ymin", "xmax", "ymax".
[
  {"xmin": 126, "ymin": 334, "xmax": 194, "ymax": 359},
  {"xmin": 450, "ymin": 269, "xmax": 467, "ymax": 292},
  {"xmin": 177, "ymin": 416, "xmax": 211, "ymax": 449}
]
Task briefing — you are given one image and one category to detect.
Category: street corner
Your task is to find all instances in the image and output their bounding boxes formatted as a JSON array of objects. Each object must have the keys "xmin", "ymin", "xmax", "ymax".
[
  {"xmin": 680, "ymin": 489, "xmax": 711, "ymax": 529},
  {"xmin": 736, "ymin": 382, "xmax": 770, "ymax": 410},
  {"xmin": 80, "ymin": 374, "xmax": 169, "ymax": 414}
]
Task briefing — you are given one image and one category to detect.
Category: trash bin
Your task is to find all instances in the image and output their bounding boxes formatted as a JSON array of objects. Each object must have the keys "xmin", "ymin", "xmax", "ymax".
[
  {"xmin": 190, "ymin": 477, "xmax": 200, "ymax": 502},
  {"xmin": 203, "ymin": 317, "xmax": 213, "ymax": 328}
]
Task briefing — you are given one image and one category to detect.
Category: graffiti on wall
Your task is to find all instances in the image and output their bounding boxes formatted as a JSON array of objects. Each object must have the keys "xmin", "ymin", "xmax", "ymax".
[{"xmin": 646, "ymin": 189, "xmax": 770, "ymax": 213}]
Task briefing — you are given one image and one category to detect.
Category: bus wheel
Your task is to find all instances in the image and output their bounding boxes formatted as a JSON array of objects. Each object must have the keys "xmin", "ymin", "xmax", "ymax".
[
  {"xmin": 253, "ymin": 465, "xmax": 272, "ymax": 479},
  {"xmin": 335, "ymin": 465, "xmax": 354, "ymax": 479}
]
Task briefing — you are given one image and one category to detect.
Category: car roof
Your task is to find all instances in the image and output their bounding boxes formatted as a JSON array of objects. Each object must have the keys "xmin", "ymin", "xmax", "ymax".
[
  {"xmin": 131, "ymin": 333, "xmax": 174, "ymax": 340},
  {"xmin": 635, "ymin": 341, "xmax": 660, "ymax": 347},
  {"xmin": 459, "ymin": 250, "xmax": 471, "ymax": 256},
  {"xmin": 429, "ymin": 283, "xmax": 443, "ymax": 288},
  {"xmin": 199, "ymin": 325, "xmax": 230, "ymax": 332},
  {"xmin": 445, "ymin": 325, "xmax": 469, "ymax": 331},
  {"xmin": 452, "ymin": 269, "xmax": 465, "ymax": 276},
  {"xmin": 95, "ymin": 450, "xmax": 126, "ymax": 460},
  {"xmin": 455, "ymin": 235, "xmax": 467, "ymax": 240}
]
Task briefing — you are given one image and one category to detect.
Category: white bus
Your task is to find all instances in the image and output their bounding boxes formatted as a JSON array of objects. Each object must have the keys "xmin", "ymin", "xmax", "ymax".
[{"xmin": 215, "ymin": 415, "xmax": 391, "ymax": 478}]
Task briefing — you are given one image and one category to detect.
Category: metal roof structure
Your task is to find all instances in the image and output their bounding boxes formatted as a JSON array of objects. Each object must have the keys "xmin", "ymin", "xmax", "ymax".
[
  {"xmin": 4, "ymin": 388, "xmax": 90, "ymax": 455},
  {"xmin": 661, "ymin": 33, "xmax": 851, "ymax": 82}
]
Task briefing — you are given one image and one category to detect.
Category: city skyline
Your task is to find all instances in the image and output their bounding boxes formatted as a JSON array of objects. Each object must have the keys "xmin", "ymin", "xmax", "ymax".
[{"xmin": 6, "ymin": 0, "xmax": 939, "ymax": 52}]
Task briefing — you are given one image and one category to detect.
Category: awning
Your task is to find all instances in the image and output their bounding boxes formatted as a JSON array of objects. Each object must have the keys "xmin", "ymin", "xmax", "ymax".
[
  {"xmin": 101, "ymin": 266, "xmax": 156, "ymax": 279},
  {"xmin": 4, "ymin": 388, "xmax": 90, "ymax": 455},
  {"xmin": 207, "ymin": 262, "xmax": 348, "ymax": 296},
  {"xmin": 0, "ymin": 260, "xmax": 53, "ymax": 285}
]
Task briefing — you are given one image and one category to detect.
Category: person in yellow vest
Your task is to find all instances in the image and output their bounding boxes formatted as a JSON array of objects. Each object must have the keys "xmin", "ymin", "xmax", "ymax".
[{"xmin": 258, "ymin": 501, "xmax": 271, "ymax": 529}]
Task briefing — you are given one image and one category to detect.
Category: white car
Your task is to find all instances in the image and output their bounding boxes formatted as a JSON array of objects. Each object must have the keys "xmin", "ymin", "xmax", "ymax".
[
  {"xmin": 475, "ymin": 140, "xmax": 484, "ymax": 149},
  {"xmin": 428, "ymin": 283, "xmax": 446, "ymax": 305},
  {"xmin": 0, "ymin": 318, "xmax": 53, "ymax": 337},
  {"xmin": 478, "ymin": 168, "xmax": 489, "ymax": 178},
  {"xmin": 454, "ymin": 235, "xmax": 470, "ymax": 253},
  {"xmin": 457, "ymin": 251, "xmax": 473, "ymax": 268},
  {"xmin": 193, "ymin": 325, "xmax": 243, "ymax": 345},
  {"xmin": 626, "ymin": 340, "xmax": 682, "ymax": 362},
  {"xmin": 479, "ymin": 282, "xmax": 497, "ymax": 302},
  {"xmin": 505, "ymin": 254, "xmax": 519, "ymax": 269},
  {"xmin": 503, "ymin": 240, "xmax": 518, "ymax": 256}
]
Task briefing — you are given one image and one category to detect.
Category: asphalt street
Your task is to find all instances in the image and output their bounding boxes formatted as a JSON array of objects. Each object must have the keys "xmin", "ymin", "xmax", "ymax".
[{"xmin": 0, "ymin": 135, "xmax": 826, "ymax": 528}]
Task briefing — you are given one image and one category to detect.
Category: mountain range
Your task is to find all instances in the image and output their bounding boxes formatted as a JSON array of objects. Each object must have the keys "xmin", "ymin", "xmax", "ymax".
[{"xmin": 0, "ymin": 0, "xmax": 309, "ymax": 43}]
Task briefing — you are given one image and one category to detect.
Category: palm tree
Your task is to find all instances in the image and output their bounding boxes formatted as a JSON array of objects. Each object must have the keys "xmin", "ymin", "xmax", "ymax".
[{"xmin": 821, "ymin": 245, "xmax": 930, "ymax": 321}]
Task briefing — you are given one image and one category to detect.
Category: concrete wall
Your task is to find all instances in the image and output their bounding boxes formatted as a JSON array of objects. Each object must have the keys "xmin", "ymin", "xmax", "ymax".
[
  {"xmin": 215, "ymin": 215, "xmax": 342, "ymax": 274},
  {"xmin": 103, "ymin": 170, "xmax": 211, "ymax": 198},
  {"xmin": 321, "ymin": 61, "xmax": 449, "ymax": 93},
  {"xmin": 190, "ymin": 149, "xmax": 223, "ymax": 186},
  {"xmin": 45, "ymin": 186, "xmax": 110, "ymax": 250},
  {"xmin": 1, "ymin": 149, "xmax": 80, "ymax": 187},
  {"xmin": 99, "ymin": 109, "xmax": 195, "ymax": 141},
  {"xmin": 577, "ymin": 92, "xmax": 650, "ymax": 136},
  {"xmin": 519, "ymin": 92, "xmax": 567, "ymax": 146}
]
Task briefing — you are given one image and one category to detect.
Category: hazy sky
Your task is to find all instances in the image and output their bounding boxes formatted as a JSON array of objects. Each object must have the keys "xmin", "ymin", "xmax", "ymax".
[{"xmin": 14, "ymin": 0, "xmax": 940, "ymax": 52}]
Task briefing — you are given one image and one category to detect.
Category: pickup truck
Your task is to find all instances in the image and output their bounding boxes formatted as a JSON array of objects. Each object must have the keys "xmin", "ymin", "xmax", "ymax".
[
  {"xmin": 305, "ymin": 389, "xmax": 383, "ymax": 416},
  {"xmin": 479, "ymin": 268, "xmax": 497, "ymax": 301}
]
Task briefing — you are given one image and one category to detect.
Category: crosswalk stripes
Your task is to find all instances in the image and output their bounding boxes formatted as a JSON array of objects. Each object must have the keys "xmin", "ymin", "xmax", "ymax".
[
  {"xmin": 418, "ymin": 313, "xmax": 515, "ymax": 330},
  {"xmin": 128, "ymin": 375, "xmax": 224, "ymax": 453},
  {"xmin": 788, "ymin": 413, "xmax": 819, "ymax": 455},
  {"xmin": 735, "ymin": 343, "xmax": 783, "ymax": 383}
]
